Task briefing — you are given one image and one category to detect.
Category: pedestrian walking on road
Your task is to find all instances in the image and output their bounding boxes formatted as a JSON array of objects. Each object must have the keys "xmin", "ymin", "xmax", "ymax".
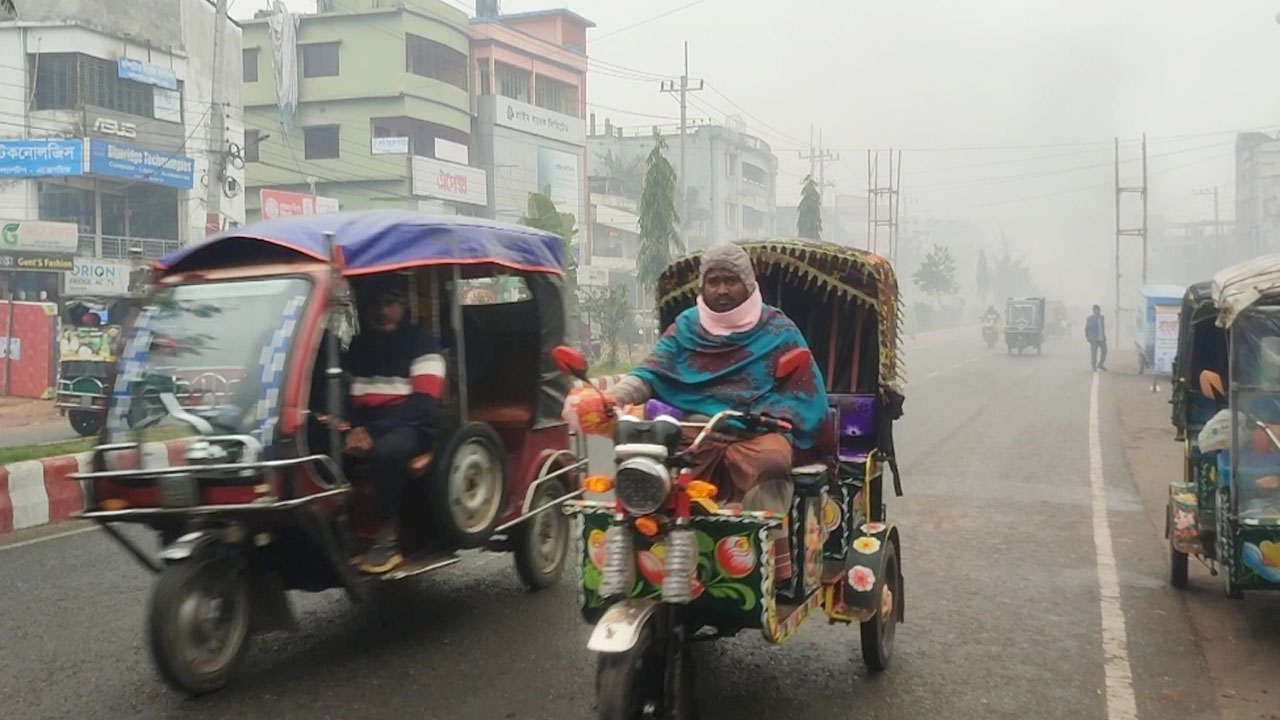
[{"xmin": 1085, "ymin": 304, "xmax": 1108, "ymax": 371}]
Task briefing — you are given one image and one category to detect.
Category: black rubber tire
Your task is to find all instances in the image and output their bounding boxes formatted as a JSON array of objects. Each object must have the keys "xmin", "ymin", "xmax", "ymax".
[
  {"xmin": 427, "ymin": 422, "xmax": 507, "ymax": 549},
  {"xmin": 147, "ymin": 557, "xmax": 251, "ymax": 696},
  {"xmin": 596, "ymin": 622, "xmax": 664, "ymax": 720},
  {"xmin": 69, "ymin": 410, "xmax": 103, "ymax": 437},
  {"xmin": 513, "ymin": 477, "xmax": 570, "ymax": 591},
  {"xmin": 860, "ymin": 540, "xmax": 900, "ymax": 672},
  {"xmin": 1170, "ymin": 542, "xmax": 1189, "ymax": 589}
]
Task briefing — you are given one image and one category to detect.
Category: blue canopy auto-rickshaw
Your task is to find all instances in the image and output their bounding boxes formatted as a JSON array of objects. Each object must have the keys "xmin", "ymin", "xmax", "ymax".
[{"xmin": 69, "ymin": 211, "xmax": 585, "ymax": 695}]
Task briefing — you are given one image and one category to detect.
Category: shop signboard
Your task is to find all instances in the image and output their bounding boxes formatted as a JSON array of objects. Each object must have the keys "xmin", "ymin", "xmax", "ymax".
[
  {"xmin": 260, "ymin": 189, "xmax": 340, "ymax": 220},
  {"xmin": 0, "ymin": 221, "xmax": 78, "ymax": 254},
  {"xmin": 493, "ymin": 96, "xmax": 585, "ymax": 146},
  {"xmin": 87, "ymin": 139, "xmax": 193, "ymax": 189},
  {"xmin": 117, "ymin": 57, "xmax": 179, "ymax": 90},
  {"xmin": 537, "ymin": 147, "xmax": 581, "ymax": 223},
  {"xmin": 64, "ymin": 258, "xmax": 133, "ymax": 296},
  {"xmin": 411, "ymin": 157, "xmax": 488, "ymax": 207},
  {"xmin": 0, "ymin": 140, "xmax": 83, "ymax": 178}
]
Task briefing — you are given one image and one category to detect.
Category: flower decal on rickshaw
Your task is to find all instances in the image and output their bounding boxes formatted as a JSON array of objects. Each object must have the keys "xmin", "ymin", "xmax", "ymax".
[
  {"xmin": 1172, "ymin": 510, "xmax": 1195, "ymax": 531},
  {"xmin": 847, "ymin": 565, "xmax": 877, "ymax": 592},
  {"xmin": 587, "ymin": 529, "xmax": 606, "ymax": 570},
  {"xmin": 860, "ymin": 522, "xmax": 886, "ymax": 535},
  {"xmin": 822, "ymin": 496, "xmax": 841, "ymax": 533},
  {"xmin": 714, "ymin": 536, "xmax": 756, "ymax": 578},
  {"xmin": 1242, "ymin": 541, "xmax": 1280, "ymax": 584},
  {"xmin": 637, "ymin": 547, "xmax": 665, "ymax": 586},
  {"xmin": 852, "ymin": 536, "xmax": 882, "ymax": 555}
]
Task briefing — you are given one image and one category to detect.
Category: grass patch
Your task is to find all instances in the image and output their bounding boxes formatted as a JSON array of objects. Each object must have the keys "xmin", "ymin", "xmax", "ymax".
[{"xmin": 0, "ymin": 437, "xmax": 95, "ymax": 465}]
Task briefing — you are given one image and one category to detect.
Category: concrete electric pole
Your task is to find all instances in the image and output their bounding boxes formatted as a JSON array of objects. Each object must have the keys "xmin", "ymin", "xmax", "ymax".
[
  {"xmin": 203, "ymin": 0, "xmax": 230, "ymax": 238},
  {"xmin": 1114, "ymin": 134, "xmax": 1148, "ymax": 335},
  {"xmin": 659, "ymin": 42, "xmax": 703, "ymax": 221}
]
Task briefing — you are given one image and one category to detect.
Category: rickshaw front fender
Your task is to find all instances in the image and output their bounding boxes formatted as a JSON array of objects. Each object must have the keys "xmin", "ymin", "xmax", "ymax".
[
  {"xmin": 158, "ymin": 529, "xmax": 221, "ymax": 563},
  {"xmin": 587, "ymin": 599, "xmax": 661, "ymax": 654},
  {"xmin": 840, "ymin": 525, "xmax": 903, "ymax": 622}
]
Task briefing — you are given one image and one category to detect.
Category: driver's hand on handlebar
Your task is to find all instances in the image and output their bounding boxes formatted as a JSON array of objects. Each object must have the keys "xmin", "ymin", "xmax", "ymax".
[
  {"xmin": 562, "ymin": 387, "xmax": 618, "ymax": 436},
  {"xmin": 345, "ymin": 427, "xmax": 373, "ymax": 455}
]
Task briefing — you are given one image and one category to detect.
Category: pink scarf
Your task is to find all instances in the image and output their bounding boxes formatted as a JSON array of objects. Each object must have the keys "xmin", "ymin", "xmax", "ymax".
[{"xmin": 696, "ymin": 287, "xmax": 763, "ymax": 336}]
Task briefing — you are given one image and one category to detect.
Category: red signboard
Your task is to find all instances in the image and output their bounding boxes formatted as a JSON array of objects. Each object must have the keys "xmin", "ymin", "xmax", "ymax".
[
  {"xmin": 260, "ymin": 189, "xmax": 339, "ymax": 220},
  {"xmin": 0, "ymin": 301, "xmax": 57, "ymax": 399}
]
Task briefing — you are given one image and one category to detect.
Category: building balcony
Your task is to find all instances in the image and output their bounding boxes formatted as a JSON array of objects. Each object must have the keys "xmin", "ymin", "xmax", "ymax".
[{"xmin": 77, "ymin": 234, "xmax": 180, "ymax": 261}]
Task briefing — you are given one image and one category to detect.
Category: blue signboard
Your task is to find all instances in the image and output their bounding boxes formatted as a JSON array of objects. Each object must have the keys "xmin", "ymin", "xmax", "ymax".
[
  {"xmin": 87, "ymin": 139, "xmax": 193, "ymax": 189},
  {"xmin": 0, "ymin": 139, "xmax": 83, "ymax": 177},
  {"xmin": 117, "ymin": 57, "xmax": 179, "ymax": 90}
]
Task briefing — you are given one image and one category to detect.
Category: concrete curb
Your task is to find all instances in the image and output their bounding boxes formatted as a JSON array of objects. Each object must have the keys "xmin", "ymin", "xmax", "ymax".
[{"xmin": 0, "ymin": 439, "xmax": 187, "ymax": 537}]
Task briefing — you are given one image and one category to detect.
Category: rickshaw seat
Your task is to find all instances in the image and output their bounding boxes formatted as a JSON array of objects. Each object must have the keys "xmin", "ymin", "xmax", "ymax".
[
  {"xmin": 409, "ymin": 452, "xmax": 435, "ymax": 477},
  {"xmin": 468, "ymin": 403, "xmax": 533, "ymax": 427}
]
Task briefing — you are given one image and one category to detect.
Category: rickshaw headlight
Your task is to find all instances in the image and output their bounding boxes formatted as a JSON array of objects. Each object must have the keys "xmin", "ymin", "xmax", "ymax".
[{"xmin": 615, "ymin": 457, "xmax": 672, "ymax": 515}]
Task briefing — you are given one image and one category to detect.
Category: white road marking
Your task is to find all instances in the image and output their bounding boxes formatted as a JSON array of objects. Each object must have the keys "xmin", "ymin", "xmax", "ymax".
[
  {"xmin": 926, "ymin": 371, "xmax": 938, "ymax": 378},
  {"xmin": 1089, "ymin": 372, "xmax": 1139, "ymax": 720},
  {"xmin": 0, "ymin": 525, "xmax": 97, "ymax": 553}
]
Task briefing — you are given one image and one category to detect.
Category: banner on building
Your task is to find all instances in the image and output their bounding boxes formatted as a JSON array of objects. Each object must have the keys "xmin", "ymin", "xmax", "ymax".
[
  {"xmin": 260, "ymin": 189, "xmax": 340, "ymax": 220},
  {"xmin": 493, "ymin": 96, "xmax": 585, "ymax": 146},
  {"xmin": 372, "ymin": 137, "xmax": 409, "ymax": 155},
  {"xmin": 87, "ymin": 140, "xmax": 194, "ymax": 189},
  {"xmin": 411, "ymin": 157, "xmax": 488, "ymax": 207},
  {"xmin": 0, "ymin": 140, "xmax": 83, "ymax": 178},
  {"xmin": 64, "ymin": 258, "xmax": 134, "ymax": 297},
  {"xmin": 537, "ymin": 147, "xmax": 581, "ymax": 223},
  {"xmin": 117, "ymin": 57, "xmax": 179, "ymax": 90},
  {"xmin": 0, "ymin": 221, "xmax": 78, "ymax": 255}
]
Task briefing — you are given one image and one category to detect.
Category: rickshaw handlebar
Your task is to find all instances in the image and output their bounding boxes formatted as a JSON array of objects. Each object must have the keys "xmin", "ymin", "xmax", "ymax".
[{"xmin": 683, "ymin": 409, "xmax": 793, "ymax": 454}]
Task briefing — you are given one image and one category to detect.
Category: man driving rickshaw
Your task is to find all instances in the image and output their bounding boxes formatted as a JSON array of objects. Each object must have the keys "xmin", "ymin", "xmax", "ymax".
[{"xmin": 570, "ymin": 243, "xmax": 829, "ymax": 581}]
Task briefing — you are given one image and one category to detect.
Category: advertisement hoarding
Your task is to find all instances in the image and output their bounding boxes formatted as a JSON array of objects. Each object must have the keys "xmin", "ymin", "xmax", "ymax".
[
  {"xmin": 86, "ymin": 139, "xmax": 193, "ymax": 188},
  {"xmin": 536, "ymin": 147, "xmax": 581, "ymax": 223},
  {"xmin": 64, "ymin": 258, "xmax": 134, "ymax": 296},
  {"xmin": 0, "ymin": 140, "xmax": 83, "ymax": 178},
  {"xmin": 260, "ymin": 189, "xmax": 340, "ymax": 220},
  {"xmin": 411, "ymin": 157, "xmax": 488, "ymax": 207}
]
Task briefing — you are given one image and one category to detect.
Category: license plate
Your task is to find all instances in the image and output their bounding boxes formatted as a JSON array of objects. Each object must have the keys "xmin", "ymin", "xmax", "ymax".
[
  {"xmin": 159, "ymin": 474, "xmax": 199, "ymax": 508},
  {"xmin": 79, "ymin": 396, "xmax": 93, "ymax": 408}
]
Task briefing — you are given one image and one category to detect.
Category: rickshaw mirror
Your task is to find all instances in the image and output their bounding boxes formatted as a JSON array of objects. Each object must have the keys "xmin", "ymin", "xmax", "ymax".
[
  {"xmin": 552, "ymin": 345, "xmax": 589, "ymax": 379},
  {"xmin": 776, "ymin": 348, "xmax": 812, "ymax": 380}
]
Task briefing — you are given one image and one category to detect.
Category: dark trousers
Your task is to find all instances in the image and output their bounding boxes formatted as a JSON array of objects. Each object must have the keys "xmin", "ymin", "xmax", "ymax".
[
  {"xmin": 368, "ymin": 426, "xmax": 428, "ymax": 522},
  {"xmin": 1090, "ymin": 340, "xmax": 1108, "ymax": 369}
]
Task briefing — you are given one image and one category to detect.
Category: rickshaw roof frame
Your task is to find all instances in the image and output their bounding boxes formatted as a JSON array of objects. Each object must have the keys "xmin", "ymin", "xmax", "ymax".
[
  {"xmin": 654, "ymin": 237, "xmax": 903, "ymax": 388},
  {"xmin": 1213, "ymin": 253, "xmax": 1280, "ymax": 328},
  {"xmin": 153, "ymin": 210, "xmax": 567, "ymax": 280},
  {"xmin": 1137, "ymin": 284, "xmax": 1186, "ymax": 301}
]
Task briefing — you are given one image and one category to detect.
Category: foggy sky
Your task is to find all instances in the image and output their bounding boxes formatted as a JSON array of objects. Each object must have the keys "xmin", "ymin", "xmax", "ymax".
[{"xmin": 246, "ymin": 0, "xmax": 1280, "ymax": 304}]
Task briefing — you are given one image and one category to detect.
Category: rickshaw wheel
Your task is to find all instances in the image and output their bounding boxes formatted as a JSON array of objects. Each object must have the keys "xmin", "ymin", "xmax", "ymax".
[
  {"xmin": 860, "ymin": 540, "xmax": 900, "ymax": 672},
  {"xmin": 596, "ymin": 612, "xmax": 693, "ymax": 720},
  {"xmin": 69, "ymin": 410, "xmax": 103, "ymax": 437},
  {"xmin": 514, "ymin": 477, "xmax": 570, "ymax": 591},
  {"xmin": 429, "ymin": 422, "xmax": 507, "ymax": 549},
  {"xmin": 148, "ymin": 555, "xmax": 251, "ymax": 696}
]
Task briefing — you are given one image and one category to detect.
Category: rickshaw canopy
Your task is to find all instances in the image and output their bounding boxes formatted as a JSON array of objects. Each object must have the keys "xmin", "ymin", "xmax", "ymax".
[
  {"xmin": 1213, "ymin": 254, "xmax": 1280, "ymax": 328},
  {"xmin": 153, "ymin": 210, "xmax": 566, "ymax": 278},
  {"xmin": 655, "ymin": 238, "xmax": 902, "ymax": 390}
]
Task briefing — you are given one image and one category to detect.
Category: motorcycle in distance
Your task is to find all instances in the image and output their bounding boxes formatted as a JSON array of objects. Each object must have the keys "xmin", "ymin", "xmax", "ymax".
[{"xmin": 981, "ymin": 317, "xmax": 998, "ymax": 348}]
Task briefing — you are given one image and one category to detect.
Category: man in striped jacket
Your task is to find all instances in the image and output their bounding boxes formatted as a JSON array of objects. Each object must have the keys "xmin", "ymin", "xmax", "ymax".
[{"xmin": 344, "ymin": 277, "xmax": 445, "ymax": 574}]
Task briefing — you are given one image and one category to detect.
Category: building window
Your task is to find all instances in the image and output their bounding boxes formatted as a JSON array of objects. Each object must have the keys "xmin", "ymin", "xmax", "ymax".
[
  {"xmin": 724, "ymin": 202, "xmax": 738, "ymax": 229},
  {"xmin": 406, "ymin": 34, "xmax": 467, "ymax": 91},
  {"xmin": 725, "ymin": 154, "xmax": 738, "ymax": 178},
  {"xmin": 371, "ymin": 116, "xmax": 469, "ymax": 158},
  {"xmin": 496, "ymin": 62, "xmax": 530, "ymax": 103},
  {"xmin": 535, "ymin": 76, "xmax": 577, "ymax": 117},
  {"xmin": 301, "ymin": 42, "xmax": 340, "ymax": 78},
  {"xmin": 244, "ymin": 129, "xmax": 260, "ymax": 163},
  {"xmin": 743, "ymin": 205, "xmax": 765, "ymax": 232},
  {"xmin": 478, "ymin": 61, "xmax": 491, "ymax": 96},
  {"xmin": 742, "ymin": 161, "xmax": 767, "ymax": 187},
  {"xmin": 243, "ymin": 48, "xmax": 259, "ymax": 83},
  {"xmin": 30, "ymin": 53, "xmax": 76, "ymax": 110},
  {"xmin": 304, "ymin": 125, "xmax": 340, "ymax": 159},
  {"xmin": 37, "ymin": 183, "xmax": 95, "ymax": 233}
]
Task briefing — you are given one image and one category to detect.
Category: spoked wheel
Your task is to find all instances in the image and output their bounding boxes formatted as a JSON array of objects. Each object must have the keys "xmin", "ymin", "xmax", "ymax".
[
  {"xmin": 429, "ymin": 422, "xmax": 507, "ymax": 549},
  {"xmin": 860, "ymin": 540, "xmax": 900, "ymax": 672},
  {"xmin": 596, "ymin": 612, "xmax": 695, "ymax": 720},
  {"xmin": 148, "ymin": 555, "xmax": 251, "ymax": 696},
  {"xmin": 69, "ymin": 410, "xmax": 103, "ymax": 437},
  {"xmin": 513, "ymin": 477, "xmax": 570, "ymax": 590}
]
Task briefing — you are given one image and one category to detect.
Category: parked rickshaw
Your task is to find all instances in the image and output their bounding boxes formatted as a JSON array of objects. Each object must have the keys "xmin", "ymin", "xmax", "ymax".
[
  {"xmin": 558, "ymin": 239, "xmax": 907, "ymax": 718},
  {"xmin": 70, "ymin": 211, "xmax": 585, "ymax": 695},
  {"xmin": 1135, "ymin": 284, "xmax": 1184, "ymax": 375},
  {"xmin": 1167, "ymin": 256, "xmax": 1280, "ymax": 597},
  {"xmin": 56, "ymin": 296, "xmax": 133, "ymax": 436},
  {"xmin": 1004, "ymin": 296, "xmax": 1045, "ymax": 354}
]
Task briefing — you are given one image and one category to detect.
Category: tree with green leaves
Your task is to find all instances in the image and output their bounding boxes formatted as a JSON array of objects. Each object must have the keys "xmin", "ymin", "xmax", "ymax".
[
  {"xmin": 595, "ymin": 149, "xmax": 646, "ymax": 201},
  {"xmin": 579, "ymin": 285, "xmax": 633, "ymax": 368},
  {"xmin": 992, "ymin": 234, "xmax": 1034, "ymax": 301},
  {"xmin": 976, "ymin": 248, "xmax": 991, "ymax": 300},
  {"xmin": 636, "ymin": 132, "xmax": 682, "ymax": 295},
  {"xmin": 520, "ymin": 192, "xmax": 580, "ymax": 333},
  {"xmin": 797, "ymin": 175, "xmax": 822, "ymax": 239},
  {"xmin": 912, "ymin": 244, "xmax": 959, "ymax": 307}
]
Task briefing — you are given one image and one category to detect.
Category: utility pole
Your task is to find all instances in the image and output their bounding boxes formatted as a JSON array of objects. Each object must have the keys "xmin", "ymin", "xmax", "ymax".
[
  {"xmin": 1195, "ymin": 186, "xmax": 1221, "ymax": 255},
  {"xmin": 659, "ymin": 42, "xmax": 703, "ymax": 221},
  {"xmin": 204, "ymin": 0, "xmax": 230, "ymax": 238},
  {"xmin": 799, "ymin": 129, "xmax": 837, "ymax": 237},
  {"xmin": 868, "ymin": 149, "xmax": 902, "ymax": 257},
  {"xmin": 1115, "ymin": 133, "xmax": 1148, "ymax": 335}
]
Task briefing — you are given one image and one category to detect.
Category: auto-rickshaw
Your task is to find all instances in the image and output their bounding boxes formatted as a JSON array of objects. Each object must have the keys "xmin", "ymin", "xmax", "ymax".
[
  {"xmin": 1004, "ymin": 296, "xmax": 1045, "ymax": 354},
  {"xmin": 558, "ymin": 239, "xmax": 906, "ymax": 718},
  {"xmin": 56, "ymin": 296, "xmax": 133, "ymax": 436},
  {"xmin": 70, "ymin": 211, "xmax": 585, "ymax": 695},
  {"xmin": 1168, "ymin": 256, "xmax": 1280, "ymax": 597}
]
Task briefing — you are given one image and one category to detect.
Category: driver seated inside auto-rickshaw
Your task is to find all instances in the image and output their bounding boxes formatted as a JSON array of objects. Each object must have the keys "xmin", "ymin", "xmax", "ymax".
[
  {"xmin": 342, "ymin": 276, "xmax": 447, "ymax": 574},
  {"xmin": 587, "ymin": 243, "xmax": 829, "ymax": 582}
]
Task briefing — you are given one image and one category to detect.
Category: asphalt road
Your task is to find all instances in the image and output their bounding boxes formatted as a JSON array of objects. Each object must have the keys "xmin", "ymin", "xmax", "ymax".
[{"xmin": 0, "ymin": 328, "xmax": 1258, "ymax": 719}]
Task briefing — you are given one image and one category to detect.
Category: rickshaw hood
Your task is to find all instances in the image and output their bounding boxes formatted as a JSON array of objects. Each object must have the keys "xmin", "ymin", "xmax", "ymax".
[{"xmin": 1213, "ymin": 254, "xmax": 1280, "ymax": 328}]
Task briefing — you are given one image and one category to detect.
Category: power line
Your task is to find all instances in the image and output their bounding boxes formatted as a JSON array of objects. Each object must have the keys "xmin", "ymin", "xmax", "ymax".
[{"xmin": 592, "ymin": 0, "xmax": 709, "ymax": 43}]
